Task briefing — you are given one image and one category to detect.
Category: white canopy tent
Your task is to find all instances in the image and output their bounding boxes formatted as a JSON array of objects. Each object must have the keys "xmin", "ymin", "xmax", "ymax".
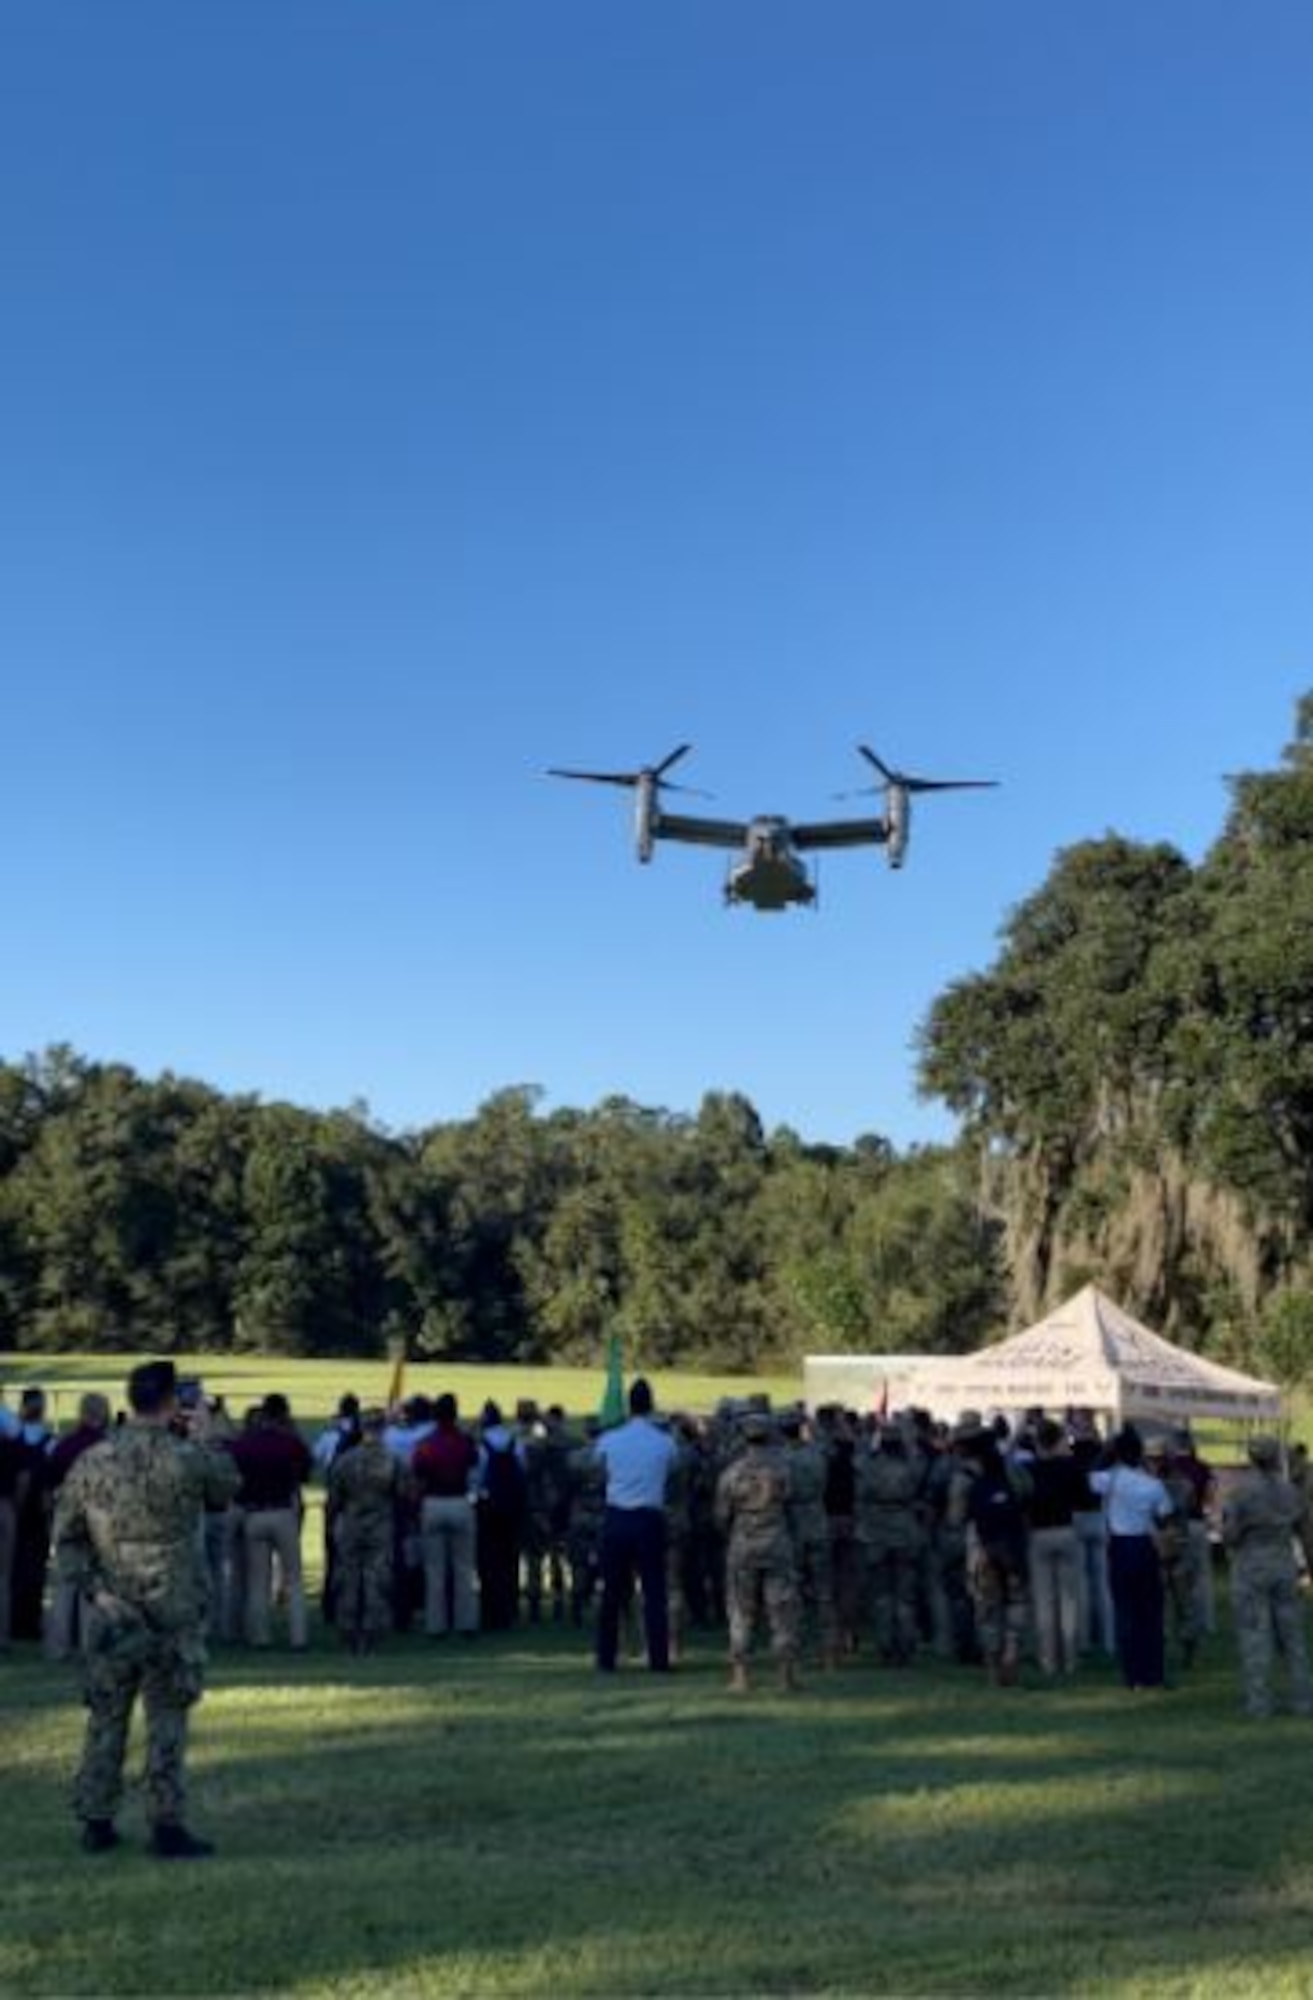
[{"xmin": 920, "ymin": 1283, "xmax": 1282, "ymax": 1426}]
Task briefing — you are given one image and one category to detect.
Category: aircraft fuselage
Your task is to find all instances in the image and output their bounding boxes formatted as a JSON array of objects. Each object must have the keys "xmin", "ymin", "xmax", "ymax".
[{"xmin": 725, "ymin": 817, "xmax": 815, "ymax": 910}]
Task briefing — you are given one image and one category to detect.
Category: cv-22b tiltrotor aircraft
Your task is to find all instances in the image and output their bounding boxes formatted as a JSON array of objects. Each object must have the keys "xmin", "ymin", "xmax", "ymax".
[{"xmin": 547, "ymin": 744, "xmax": 998, "ymax": 912}]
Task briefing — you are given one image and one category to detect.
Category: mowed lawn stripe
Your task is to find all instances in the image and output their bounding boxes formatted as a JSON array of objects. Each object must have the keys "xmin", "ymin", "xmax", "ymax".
[{"xmin": 4, "ymin": 1621, "xmax": 1313, "ymax": 1995}]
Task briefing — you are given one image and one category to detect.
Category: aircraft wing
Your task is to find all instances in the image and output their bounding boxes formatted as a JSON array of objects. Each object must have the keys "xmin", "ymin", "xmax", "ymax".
[
  {"xmin": 791, "ymin": 816, "xmax": 889, "ymax": 851},
  {"xmin": 655, "ymin": 811, "xmax": 750, "ymax": 851}
]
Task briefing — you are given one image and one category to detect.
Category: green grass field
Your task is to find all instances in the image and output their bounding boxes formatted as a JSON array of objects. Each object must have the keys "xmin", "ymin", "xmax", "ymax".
[
  {"xmin": 0, "ymin": 1353, "xmax": 802, "ymax": 1429},
  {"xmin": 4, "ymin": 1613, "xmax": 1313, "ymax": 1995}
]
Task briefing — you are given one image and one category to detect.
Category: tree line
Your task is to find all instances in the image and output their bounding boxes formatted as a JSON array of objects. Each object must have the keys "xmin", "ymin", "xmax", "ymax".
[{"xmin": 0, "ymin": 1061, "xmax": 1001, "ymax": 1369}]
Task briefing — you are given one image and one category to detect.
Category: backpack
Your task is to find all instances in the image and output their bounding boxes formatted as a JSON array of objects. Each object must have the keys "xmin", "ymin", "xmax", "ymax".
[
  {"xmin": 483, "ymin": 1438, "xmax": 526, "ymax": 1518},
  {"xmin": 825, "ymin": 1442, "xmax": 856, "ymax": 1517},
  {"xmin": 968, "ymin": 1467, "xmax": 1028, "ymax": 1567}
]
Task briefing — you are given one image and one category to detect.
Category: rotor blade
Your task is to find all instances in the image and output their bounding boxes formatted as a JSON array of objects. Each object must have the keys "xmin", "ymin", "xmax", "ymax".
[
  {"xmin": 900, "ymin": 777, "xmax": 1000, "ymax": 794},
  {"xmin": 659, "ymin": 779, "xmax": 715, "ymax": 800},
  {"xmin": 857, "ymin": 746, "xmax": 997, "ymax": 792},
  {"xmin": 857, "ymin": 745, "xmax": 898, "ymax": 784},
  {"xmin": 546, "ymin": 767, "xmax": 638, "ymax": 787},
  {"xmin": 653, "ymin": 743, "xmax": 693, "ymax": 779}
]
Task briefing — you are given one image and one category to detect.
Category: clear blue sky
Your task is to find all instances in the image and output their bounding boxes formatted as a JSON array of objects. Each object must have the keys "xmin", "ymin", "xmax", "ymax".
[{"xmin": 3, "ymin": 3, "xmax": 1311, "ymax": 1145}]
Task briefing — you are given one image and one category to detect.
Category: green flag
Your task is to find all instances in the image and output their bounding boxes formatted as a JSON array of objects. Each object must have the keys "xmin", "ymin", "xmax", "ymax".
[{"xmin": 598, "ymin": 1333, "xmax": 626, "ymax": 1429}]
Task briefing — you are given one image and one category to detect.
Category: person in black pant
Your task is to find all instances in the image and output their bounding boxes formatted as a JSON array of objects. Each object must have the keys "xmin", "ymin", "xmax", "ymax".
[
  {"xmin": 1090, "ymin": 1426, "xmax": 1172, "ymax": 1690},
  {"xmin": 477, "ymin": 1403, "xmax": 525, "ymax": 1631},
  {"xmin": 594, "ymin": 1379, "xmax": 678, "ymax": 1673}
]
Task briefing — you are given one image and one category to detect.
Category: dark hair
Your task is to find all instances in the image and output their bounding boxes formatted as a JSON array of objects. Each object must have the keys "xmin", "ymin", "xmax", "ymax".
[
  {"xmin": 629, "ymin": 1378, "xmax": 654, "ymax": 1417},
  {"xmin": 436, "ymin": 1392, "xmax": 458, "ymax": 1425},
  {"xmin": 1113, "ymin": 1425, "xmax": 1144, "ymax": 1469},
  {"xmin": 263, "ymin": 1393, "xmax": 291, "ymax": 1424},
  {"xmin": 1035, "ymin": 1418, "xmax": 1063, "ymax": 1453},
  {"xmin": 339, "ymin": 1394, "xmax": 361, "ymax": 1418},
  {"xmin": 128, "ymin": 1361, "xmax": 177, "ymax": 1415},
  {"xmin": 482, "ymin": 1399, "xmax": 502, "ymax": 1427}
]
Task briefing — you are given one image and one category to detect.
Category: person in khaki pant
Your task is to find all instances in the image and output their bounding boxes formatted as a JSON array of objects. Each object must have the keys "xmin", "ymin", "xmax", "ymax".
[
  {"xmin": 412, "ymin": 1395, "xmax": 481, "ymax": 1636},
  {"xmin": 1025, "ymin": 1419, "xmax": 1087, "ymax": 1677},
  {"xmin": 230, "ymin": 1395, "xmax": 312, "ymax": 1650}
]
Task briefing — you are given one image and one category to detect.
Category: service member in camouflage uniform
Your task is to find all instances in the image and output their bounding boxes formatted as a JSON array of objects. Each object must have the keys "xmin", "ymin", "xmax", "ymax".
[
  {"xmin": 52, "ymin": 1361, "xmax": 239, "ymax": 1859},
  {"xmin": 1222, "ymin": 1435, "xmax": 1313, "ymax": 1720},
  {"xmin": 519, "ymin": 1403, "xmax": 571, "ymax": 1624},
  {"xmin": 682, "ymin": 1420, "xmax": 724, "ymax": 1629},
  {"xmin": 715, "ymin": 1411, "xmax": 799, "ymax": 1693},
  {"xmin": 199, "ymin": 1398, "xmax": 243, "ymax": 1644},
  {"xmin": 328, "ymin": 1406, "xmax": 400, "ymax": 1653},
  {"xmin": 779, "ymin": 1409, "xmax": 838, "ymax": 1666},
  {"xmin": 541, "ymin": 1407, "xmax": 575, "ymax": 1620},
  {"xmin": 1288, "ymin": 1442, "xmax": 1313, "ymax": 1578},
  {"xmin": 663, "ymin": 1421, "xmax": 693, "ymax": 1665},
  {"xmin": 565, "ymin": 1420, "xmax": 607, "ymax": 1626},
  {"xmin": 953, "ymin": 1416, "xmax": 1031, "ymax": 1687},
  {"xmin": 925, "ymin": 1431, "xmax": 977, "ymax": 1662},
  {"xmin": 1144, "ymin": 1436, "xmax": 1200, "ymax": 1671},
  {"xmin": 859, "ymin": 1424, "xmax": 926, "ymax": 1667}
]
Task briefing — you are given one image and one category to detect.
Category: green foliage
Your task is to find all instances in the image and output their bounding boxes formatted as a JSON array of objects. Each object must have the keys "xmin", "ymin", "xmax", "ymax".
[
  {"xmin": 0, "ymin": 1065, "xmax": 1004, "ymax": 1369},
  {"xmin": 1257, "ymin": 1290, "xmax": 1313, "ymax": 1395},
  {"xmin": 919, "ymin": 693, "xmax": 1313, "ymax": 1341}
]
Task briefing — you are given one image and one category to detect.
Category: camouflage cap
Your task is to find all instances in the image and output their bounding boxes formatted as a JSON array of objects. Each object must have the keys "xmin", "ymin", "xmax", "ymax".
[
  {"xmin": 742, "ymin": 1411, "xmax": 773, "ymax": 1444},
  {"xmin": 1248, "ymin": 1435, "xmax": 1282, "ymax": 1469},
  {"xmin": 952, "ymin": 1410, "xmax": 987, "ymax": 1444},
  {"xmin": 1143, "ymin": 1435, "xmax": 1170, "ymax": 1461}
]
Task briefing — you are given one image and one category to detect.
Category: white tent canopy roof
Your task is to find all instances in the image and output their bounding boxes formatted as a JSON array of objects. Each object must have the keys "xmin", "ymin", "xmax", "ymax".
[{"xmin": 926, "ymin": 1283, "xmax": 1281, "ymax": 1424}]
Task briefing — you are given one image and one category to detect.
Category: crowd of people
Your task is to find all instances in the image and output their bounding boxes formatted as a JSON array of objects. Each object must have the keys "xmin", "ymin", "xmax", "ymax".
[
  {"xmin": 3, "ymin": 1363, "xmax": 1312, "ymax": 1857},
  {"xmin": 6, "ymin": 1371, "xmax": 1313, "ymax": 1700}
]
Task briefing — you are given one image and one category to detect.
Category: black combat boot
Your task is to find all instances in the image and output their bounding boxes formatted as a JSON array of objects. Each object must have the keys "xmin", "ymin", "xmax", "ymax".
[
  {"xmin": 150, "ymin": 1823, "xmax": 215, "ymax": 1861},
  {"xmin": 80, "ymin": 1819, "xmax": 120, "ymax": 1854}
]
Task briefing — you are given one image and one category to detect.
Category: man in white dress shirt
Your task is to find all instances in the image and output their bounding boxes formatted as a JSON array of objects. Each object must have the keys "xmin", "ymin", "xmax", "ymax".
[{"xmin": 594, "ymin": 1379, "xmax": 678, "ymax": 1673}]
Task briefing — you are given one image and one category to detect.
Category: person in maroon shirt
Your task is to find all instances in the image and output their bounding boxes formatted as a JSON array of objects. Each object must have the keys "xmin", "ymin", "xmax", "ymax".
[
  {"xmin": 44, "ymin": 1394, "xmax": 112, "ymax": 1658},
  {"xmin": 412, "ymin": 1395, "xmax": 481, "ymax": 1636},
  {"xmin": 230, "ymin": 1395, "xmax": 312, "ymax": 1649},
  {"xmin": 48, "ymin": 1394, "xmax": 112, "ymax": 1487}
]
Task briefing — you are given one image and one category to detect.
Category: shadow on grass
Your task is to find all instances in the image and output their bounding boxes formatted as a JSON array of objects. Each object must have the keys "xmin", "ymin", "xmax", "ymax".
[{"xmin": 5, "ymin": 1624, "xmax": 1313, "ymax": 1996}]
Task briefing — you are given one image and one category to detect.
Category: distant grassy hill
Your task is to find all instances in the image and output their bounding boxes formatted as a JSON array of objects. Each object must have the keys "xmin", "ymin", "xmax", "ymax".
[{"xmin": 0, "ymin": 1351, "xmax": 801, "ymax": 1428}]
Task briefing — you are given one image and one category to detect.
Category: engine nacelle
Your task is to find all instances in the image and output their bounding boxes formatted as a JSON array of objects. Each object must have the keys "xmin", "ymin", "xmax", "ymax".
[
  {"xmin": 886, "ymin": 783, "xmax": 910, "ymax": 869},
  {"xmin": 634, "ymin": 773, "xmax": 657, "ymax": 863}
]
